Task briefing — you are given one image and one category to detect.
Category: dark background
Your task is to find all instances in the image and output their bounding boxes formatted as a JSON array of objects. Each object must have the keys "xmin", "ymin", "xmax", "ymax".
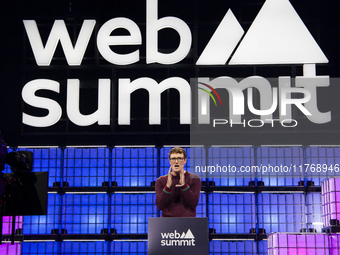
[{"xmin": 0, "ymin": 0, "xmax": 339, "ymax": 146}]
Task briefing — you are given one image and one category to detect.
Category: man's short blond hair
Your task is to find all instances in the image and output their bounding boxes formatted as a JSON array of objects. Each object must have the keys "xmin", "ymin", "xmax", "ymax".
[{"xmin": 168, "ymin": 147, "xmax": 187, "ymax": 159}]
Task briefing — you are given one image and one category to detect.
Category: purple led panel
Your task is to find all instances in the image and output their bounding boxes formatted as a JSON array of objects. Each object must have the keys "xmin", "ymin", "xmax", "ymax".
[
  {"xmin": 1, "ymin": 217, "xmax": 22, "ymax": 255},
  {"xmin": 321, "ymin": 178, "xmax": 340, "ymax": 227},
  {"xmin": 328, "ymin": 234, "xmax": 340, "ymax": 255},
  {"xmin": 268, "ymin": 233, "xmax": 329, "ymax": 255},
  {"xmin": 2, "ymin": 216, "xmax": 23, "ymax": 235},
  {"xmin": 0, "ymin": 243, "xmax": 21, "ymax": 255}
]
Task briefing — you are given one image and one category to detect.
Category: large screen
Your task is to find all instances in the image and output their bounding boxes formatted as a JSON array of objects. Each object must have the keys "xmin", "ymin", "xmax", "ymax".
[{"xmin": 0, "ymin": 0, "xmax": 339, "ymax": 146}]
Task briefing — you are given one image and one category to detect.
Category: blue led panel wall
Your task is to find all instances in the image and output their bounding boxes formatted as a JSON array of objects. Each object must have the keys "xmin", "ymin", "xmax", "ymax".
[
  {"xmin": 11, "ymin": 145, "xmax": 340, "ymax": 255},
  {"xmin": 210, "ymin": 240, "xmax": 257, "ymax": 255},
  {"xmin": 306, "ymin": 192, "xmax": 323, "ymax": 233},
  {"xmin": 61, "ymin": 242, "xmax": 108, "ymax": 255},
  {"xmin": 257, "ymin": 147, "xmax": 304, "ymax": 186},
  {"xmin": 196, "ymin": 193, "xmax": 207, "ymax": 218},
  {"xmin": 110, "ymin": 193, "xmax": 157, "ymax": 234},
  {"xmin": 22, "ymin": 242, "xmax": 59, "ymax": 255},
  {"xmin": 63, "ymin": 148, "xmax": 110, "ymax": 187},
  {"xmin": 23, "ymin": 193, "xmax": 60, "ymax": 235},
  {"xmin": 305, "ymin": 146, "xmax": 340, "ymax": 186},
  {"xmin": 207, "ymin": 147, "xmax": 254, "ymax": 186},
  {"xmin": 111, "ymin": 241, "xmax": 147, "ymax": 255},
  {"xmin": 258, "ymin": 240, "xmax": 268, "ymax": 255},
  {"xmin": 111, "ymin": 147, "xmax": 157, "ymax": 186},
  {"xmin": 61, "ymin": 194, "xmax": 109, "ymax": 234},
  {"xmin": 209, "ymin": 193, "xmax": 255, "ymax": 233},
  {"xmin": 258, "ymin": 193, "xmax": 305, "ymax": 233}
]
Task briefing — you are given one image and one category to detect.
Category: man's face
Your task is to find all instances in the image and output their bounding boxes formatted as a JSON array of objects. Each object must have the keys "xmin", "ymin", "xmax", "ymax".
[{"xmin": 169, "ymin": 153, "xmax": 187, "ymax": 172}]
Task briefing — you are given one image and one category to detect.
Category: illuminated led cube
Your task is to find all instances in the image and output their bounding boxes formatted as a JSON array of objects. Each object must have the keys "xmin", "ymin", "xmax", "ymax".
[
  {"xmin": 321, "ymin": 178, "xmax": 340, "ymax": 227},
  {"xmin": 268, "ymin": 233, "xmax": 329, "ymax": 255},
  {"xmin": 0, "ymin": 216, "xmax": 23, "ymax": 255},
  {"xmin": 1, "ymin": 216, "xmax": 23, "ymax": 235},
  {"xmin": 328, "ymin": 234, "xmax": 340, "ymax": 255},
  {"xmin": 0, "ymin": 243, "xmax": 21, "ymax": 255}
]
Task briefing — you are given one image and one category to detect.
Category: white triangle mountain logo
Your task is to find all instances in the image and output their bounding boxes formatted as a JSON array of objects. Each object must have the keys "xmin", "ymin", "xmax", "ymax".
[
  {"xmin": 197, "ymin": 0, "xmax": 328, "ymax": 65},
  {"xmin": 183, "ymin": 229, "xmax": 195, "ymax": 239}
]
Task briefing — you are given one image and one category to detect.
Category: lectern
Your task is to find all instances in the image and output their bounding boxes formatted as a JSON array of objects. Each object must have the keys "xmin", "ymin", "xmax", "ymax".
[{"xmin": 148, "ymin": 217, "xmax": 209, "ymax": 255}]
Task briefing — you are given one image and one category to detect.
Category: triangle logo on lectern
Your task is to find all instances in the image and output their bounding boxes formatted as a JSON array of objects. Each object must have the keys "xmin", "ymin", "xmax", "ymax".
[
  {"xmin": 184, "ymin": 229, "xmax": 195, "ymax": 239},
  {"xmin": 196, "ymin": 0, "xmax": 328, "ymax": 65}
]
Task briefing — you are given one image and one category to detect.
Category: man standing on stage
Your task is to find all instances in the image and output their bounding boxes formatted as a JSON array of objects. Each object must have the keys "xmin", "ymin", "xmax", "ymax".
[{"xmin": 155, "ymin": 147, "xmax": 201, "ymax": 217}]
